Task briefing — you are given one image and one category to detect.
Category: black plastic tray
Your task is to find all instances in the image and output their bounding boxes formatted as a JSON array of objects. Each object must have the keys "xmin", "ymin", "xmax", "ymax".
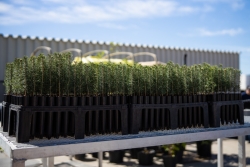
[
  {"xmin": 8, "ymin": 96, "xmax": 128, "ymax": 143},
  {"xmin": 128, "ymin": 95, "xmax": 209, "ymax": 134},
  {"xmin": 209, "ymin": 100, "xmax": 244, "ymax": 127},
  {"xmin": 207, "ymin": 93, "xmax": 244, "ymax": 127},
  {"xmin": 2, "ymin": 101, "xmax": 10, "ymax": 132}
]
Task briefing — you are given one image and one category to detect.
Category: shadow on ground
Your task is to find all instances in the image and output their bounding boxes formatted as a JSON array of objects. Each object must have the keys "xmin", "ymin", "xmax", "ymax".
[{"xmin": 223, "ymin": 154, "xmax": 250, "ymax": 167}]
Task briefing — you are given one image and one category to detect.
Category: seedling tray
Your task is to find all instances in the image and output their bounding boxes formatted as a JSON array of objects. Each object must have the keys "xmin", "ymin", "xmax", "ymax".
[
  {"xmin": 7, "ymin": 96, "xmax": 128, "ymax": 143},
  {"xmin": 1, "ymin": 101, "xmax": 10, "ymax": 132},
  {"xmin": 243, "ymin": 99, "xmax": 250, "ymax": 109},
  {"xmin": 128, "ymin": 96, "xmax": 209, "ymax": 134},
  {"xmin": 207, "ymin": 93, "xmax": 244, "ymax": 127},
  {"xmin": 1, "ymin": 95, "xmax": 12, "ymax": 132},
  {"xmin": 209, "ymin": 100, "xmax": 244, "ymax": 127}
]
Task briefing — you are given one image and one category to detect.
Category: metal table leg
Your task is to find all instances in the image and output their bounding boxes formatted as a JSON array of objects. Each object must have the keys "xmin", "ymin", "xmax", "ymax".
[
  {"xmin": 217, "ymin": 138, "xmax": 223, "ymax": 167},
  {"xmin": 12, "ymin": 159, "xmax": 25, "ymax": 167},
  {"xmin": 42, "ymin": 157, "xmax": 54, "ymax": 167},
  {"xmin": 42, "ymin": 158, "xmax": 48, "ymax": 167},
  {"xmin": 238, "ymin": 136, "xmax": 246, "ymax": 167},
  {"xmin": 48, "ymin": 157, "xmax": 54, "ymax": 167},
  {"xmin": 98, "ymin": 151, "xmax": 103, "ymax": 167}
]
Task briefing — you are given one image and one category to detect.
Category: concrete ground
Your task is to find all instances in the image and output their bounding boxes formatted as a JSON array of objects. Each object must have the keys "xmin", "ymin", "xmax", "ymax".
[{"xmin": 0, "ymin": 138, "xmax": 250, "ymax": 167}]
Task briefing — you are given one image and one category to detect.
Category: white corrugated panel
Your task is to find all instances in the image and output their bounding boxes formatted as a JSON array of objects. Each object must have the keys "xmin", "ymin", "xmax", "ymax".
[
  {"xmin": 165, "ymin": 48, "xmax": 171, "ymax": 63},
  {"xmin": 230, "ymin": 52, "xmax": 235, "ymax": 68},
  {"xmin": 176, "ymin": 49, "xmax": 182, "ymax": 65},
  {"xmin": 197, "ymin": 50, "xmax": 203, "ymax": 65},
  {"xmin": 180, "ymin": 48, "xmax": 185, "ymax": 64},
  {"xmin": 210, "ymin": 51, "xmax": 215, "ymax": 65},
  {"xmin": 222, "ymin": 52, "xmax": 227, "ymax": 67},
  {"xmin": 0, "ymin": 35, "xmax": 7, "ymax": 80},
  {"xmin": 204, "ymin": 50, "xmax": 209, "ymax": 65},
  {"xmin": 185, "ymin": 49, "xmax": 191, "ymax": 66},
  {"xmin": 235, "ymin": 53, "xmax": 240, "ymax": 69}
]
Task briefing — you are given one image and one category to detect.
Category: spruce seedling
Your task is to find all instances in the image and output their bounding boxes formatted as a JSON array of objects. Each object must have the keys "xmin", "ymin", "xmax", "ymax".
[
  {"xmin": 28, "ymin": 56, "xmax": 38, "ymax": 96},
  {"xmin": 37, "ymin": 54, "xmax": 47, "ymax": 96},
  {"xmin": 4, "ymin": 63, "xmax": 14, "ymax": 95}
]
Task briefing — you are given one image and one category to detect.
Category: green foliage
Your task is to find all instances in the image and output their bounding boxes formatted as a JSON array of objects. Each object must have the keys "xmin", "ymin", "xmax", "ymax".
[
  {"xmin": 162, "ymin": 143, "xmax": 186, "ymax": 157},
  {"xmin": 167, "ymin": 62, "xmax": 179, "ymax": 95},
  {"xmin": 109, "ymin": 42, "xmax": 118, "ymax": 54},
  {"xmin": 3, "ymin": 63, "xmax": 13, "ymax": 95},
  {"xmin": 47, "ymin": 54, "xmax": 57, "ymax": 96},
  {"xmin": 212, "ymin": 65, "xmax": 240, "ymax": 93},
  {"xmin": 132, "ymin": 64, "xmax": 144, "ymax": 96},
  {"xmin": 28, "ymin": 55, "xmax": 39, "ymax": 96},
  {"xmin": 12, "ymin": 58, "xmax": 26, "ymax": 95},
  {"xmin": 72, "ymin": 61, "xmax": 84, "ymax": 96},
  {"xmin": 163, "ymin": 65, "xmax": 171, "ymax": 95},
  {"xmin": 156, "ymin": 65, "xmax": 166, "ymax": 96},
  {"xmin": 151, "ymin": 65, "xmax": 158, "ymax": 96},
  {"xmin": 145, "ymin": 66, "xmax": 153, "ymax": 96},
  {"xmin": 4, "ymin": 53, "xmax": 241, "ymax": 96},
  {"xmin": 64, "ymin": 53, "xmax": 72, "ymax": 96},
  {"xmin": 123, "ymin": 64, "xmax": 133, "ymax": 96},
  {"xmin": 200, "ymin": 63, "xmax": 216, "ymax": 94},
  {"xmin": 54, "ymin": 53, "xmax": 63, "ymax": 96},
  {"xmin": 37, "ymin": 54, "xmax": 47, "ymax": 95},
  {"xmin": 72, "ymin": 63, "xmax": 78, "ymax": 96},
  {"xmin": 180, "ymin": 65, "xmax": 188, "ymax": 95},
  {"xmin": 83, "ymin": 63, "xmax": 98, "ymax": 96},
  {"xmin": 233, "ymin": 69, "xmax": 241, "ymax": 92},
  {"xmin": 97, "ymin": 62, "xmax": 111, "ymax": 96}
]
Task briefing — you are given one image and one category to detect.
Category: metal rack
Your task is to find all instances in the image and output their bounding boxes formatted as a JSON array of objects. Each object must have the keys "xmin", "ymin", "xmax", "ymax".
[{"xmin": 0, "ymin": 116, "xmax": 250, "ymax": 167}]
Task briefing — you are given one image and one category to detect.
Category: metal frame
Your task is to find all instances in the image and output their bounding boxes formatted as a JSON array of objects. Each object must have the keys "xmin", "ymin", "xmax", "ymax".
[
  {"xmin": 60, "ymin": 48, "xmax": 82, "ymax": 55},
  {"xmin": 82, "ymin": 50, "xmax": 109, "ymax": 58},
  {"xmin": 217, "ymin": 138, "xmax": 223, "ymax": 167},
  {"xmin": 30, "ymin": 46, "xmax": 52, "ymax": 56},
  {"xmin": 1, "ymin": 117, "xmax": 250, "ymax": 167},
  {"xmin": 127, "ymin": 52, "xmax": 158, "ymax": 66},
  {"xmin": 102, "ymin": 52, "xmax": 133, "ymax": 59}
]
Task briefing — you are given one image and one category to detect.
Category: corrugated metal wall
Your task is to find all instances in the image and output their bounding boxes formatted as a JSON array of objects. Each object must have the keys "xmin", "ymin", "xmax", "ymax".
[{"xmin": 0, "ymin": 34, "xmax": 240, "ymax": 101}]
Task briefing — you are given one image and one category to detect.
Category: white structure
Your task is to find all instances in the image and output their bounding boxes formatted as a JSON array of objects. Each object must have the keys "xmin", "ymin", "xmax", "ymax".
[{"xmin": 241, "ymin": 74, "xmax": 250, "ymax": 91}]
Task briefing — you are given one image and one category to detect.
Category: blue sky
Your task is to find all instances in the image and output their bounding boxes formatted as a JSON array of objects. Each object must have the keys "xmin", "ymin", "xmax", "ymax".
[{"xmin": 0, "ymin": 0, "xmax": 249, "ymax": 74}]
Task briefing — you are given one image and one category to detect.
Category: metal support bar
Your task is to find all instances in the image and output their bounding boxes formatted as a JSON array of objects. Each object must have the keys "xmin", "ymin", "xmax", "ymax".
[
  {"xmin": 217, "ymin": 138, "xmax": 223, "ymax": 167},
  {"xmin": 98, "ymin": 151, "xmax": 103, "ymax": 167},
  {"xmin": 42, "ymin": 158, "xmax": 48, "ymax": 167},
  {"xmin": 42, "ymin": 157, "xmax": 54, "ymax": 167},
  {"xmin": 48, "ymin": 157, "xmax": 54, "ymax": 167},
  {"xmin": 238, "ymin": 136, "xmax": 246, "ymax": 167},
  {"xmin": 12, "ymin": 159, "xmax": 25, "ymax": 167}
]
